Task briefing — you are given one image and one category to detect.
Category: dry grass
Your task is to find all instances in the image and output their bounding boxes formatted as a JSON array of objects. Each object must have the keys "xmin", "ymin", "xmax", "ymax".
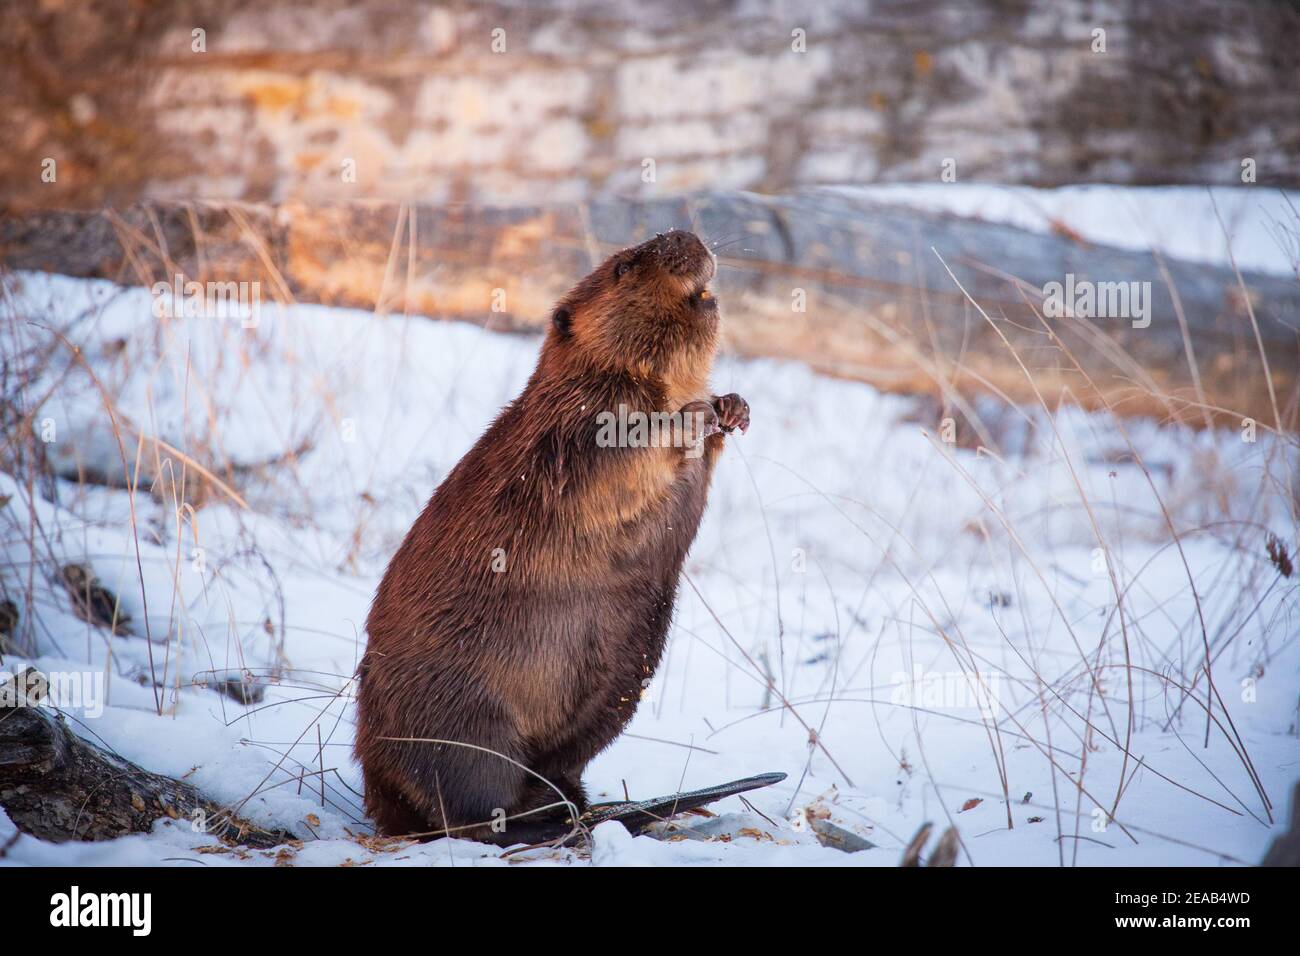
[{"xmin": 1, "ymin": 202, "xmax": 1297, "ymax": 866}]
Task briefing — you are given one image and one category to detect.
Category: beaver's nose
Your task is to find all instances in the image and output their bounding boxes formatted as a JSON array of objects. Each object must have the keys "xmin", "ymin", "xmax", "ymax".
[
  {"xmin": 654, "ymin": 230, "xmax": 707, "ymax": 257},
  {"xmin": 646, "ymin": 230, "xmax": 712, "ymax": 277}
]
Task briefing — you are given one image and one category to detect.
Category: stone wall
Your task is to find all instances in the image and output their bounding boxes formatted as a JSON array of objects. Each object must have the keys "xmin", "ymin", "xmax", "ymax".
[{"xmin": 3, "ymin": 0, "xmax": 1298, "ymax": 213}]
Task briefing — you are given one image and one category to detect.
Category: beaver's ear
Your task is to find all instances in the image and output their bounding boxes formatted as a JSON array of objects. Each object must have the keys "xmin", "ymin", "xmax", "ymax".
[{"xmin": 551, "ymin": 306, "xmax": 573, "ymax": 338}]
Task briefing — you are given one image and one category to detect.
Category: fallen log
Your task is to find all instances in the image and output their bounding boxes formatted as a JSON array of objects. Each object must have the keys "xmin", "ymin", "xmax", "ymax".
[
  {"xmin": 3, "ymin": 193, "xmax": 1295, "ymax": 431},
  {"xmin": 0, "ymin": 677, "xmax": 288, "ymax": 849}
]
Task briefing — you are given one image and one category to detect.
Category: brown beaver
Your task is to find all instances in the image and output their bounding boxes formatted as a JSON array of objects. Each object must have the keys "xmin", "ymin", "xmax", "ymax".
[{"xmin": 354, "ymin": 230, "xmax": 749, "ymax": 844}]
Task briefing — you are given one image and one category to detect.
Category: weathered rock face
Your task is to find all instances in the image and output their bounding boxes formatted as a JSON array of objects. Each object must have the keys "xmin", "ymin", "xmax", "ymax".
[{"xmin": 3, "ymin": 0, "xmax": 1297, "ymax": 214}]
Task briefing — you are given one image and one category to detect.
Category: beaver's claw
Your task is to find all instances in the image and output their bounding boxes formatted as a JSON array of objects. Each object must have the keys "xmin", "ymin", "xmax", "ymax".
[{"xmin": 712, "ymin": 393, "xmax": 750, "ymax": 434}]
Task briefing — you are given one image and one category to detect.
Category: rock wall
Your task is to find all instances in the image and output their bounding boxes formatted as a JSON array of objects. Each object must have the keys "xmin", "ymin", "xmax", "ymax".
[{"xmin": 3, "ymin": 0, "xmax": 1298, "ymax": 213}]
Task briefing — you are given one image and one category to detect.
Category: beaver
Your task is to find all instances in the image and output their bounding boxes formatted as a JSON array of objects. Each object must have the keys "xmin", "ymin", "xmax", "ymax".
[{"xmin": 354, "ymin": 230, "xmax": 749, "ymax": 844}]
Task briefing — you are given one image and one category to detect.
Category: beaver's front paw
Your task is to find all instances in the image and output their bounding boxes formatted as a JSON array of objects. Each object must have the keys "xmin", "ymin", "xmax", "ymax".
[
  {"xmin": 712, "ymin": 393, "xmax": 750, "ymax": 434},
  {"xmin": 679, "ymin": 400, "xmax": 721, "ymax": 442}
]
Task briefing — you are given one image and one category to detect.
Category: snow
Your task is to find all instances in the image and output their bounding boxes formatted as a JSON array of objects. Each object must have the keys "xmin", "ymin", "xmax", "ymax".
[
  {"xmin": 831, "ymin": 184, "xmax": 1300, "ymax": 277},
  {"xmin": 1, "ymin": 259, "xmax": 1296, "ymax": 868}
]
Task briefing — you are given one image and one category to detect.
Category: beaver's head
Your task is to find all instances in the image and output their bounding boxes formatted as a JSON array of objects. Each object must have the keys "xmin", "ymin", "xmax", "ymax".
[{"xmin": 545, "ymin": 230, "xmax": 719, "ymax": 384}]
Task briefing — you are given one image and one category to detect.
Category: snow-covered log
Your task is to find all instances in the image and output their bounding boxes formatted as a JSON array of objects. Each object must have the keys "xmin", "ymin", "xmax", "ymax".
[{"xmin": 0, "ymin": 680, "xmax": 288, "ymax": 849}]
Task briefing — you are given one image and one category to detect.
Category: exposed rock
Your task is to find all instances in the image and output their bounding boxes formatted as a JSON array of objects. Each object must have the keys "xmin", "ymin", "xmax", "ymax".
[{"xmin": 2, "ymin": 0, "xmax": 1296, "ymax": 214}]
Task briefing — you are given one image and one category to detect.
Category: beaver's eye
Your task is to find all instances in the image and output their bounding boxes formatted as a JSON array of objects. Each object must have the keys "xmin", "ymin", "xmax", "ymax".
[
  {"xmin": 614, "ymin": 261, "xmax": 631, "ymax": 280},
  {"xmin": 698, "ymin": 289, "xmax": 712, "ymax": 301},
  {"xmin": 552, "ymin": 306, "xmax": 572, "ymax": 336}
]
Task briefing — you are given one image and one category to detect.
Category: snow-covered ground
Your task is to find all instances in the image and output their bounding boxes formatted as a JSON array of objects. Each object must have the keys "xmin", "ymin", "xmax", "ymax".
[{"xmin": 1, "ymin": 248, "xmax": 1296, "ymax": 866}]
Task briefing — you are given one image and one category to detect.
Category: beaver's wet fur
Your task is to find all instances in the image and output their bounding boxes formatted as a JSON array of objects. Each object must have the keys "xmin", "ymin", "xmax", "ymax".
[{"xmin": 354, "ymin": 230, "xmax": 749, "ymax": 843}]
